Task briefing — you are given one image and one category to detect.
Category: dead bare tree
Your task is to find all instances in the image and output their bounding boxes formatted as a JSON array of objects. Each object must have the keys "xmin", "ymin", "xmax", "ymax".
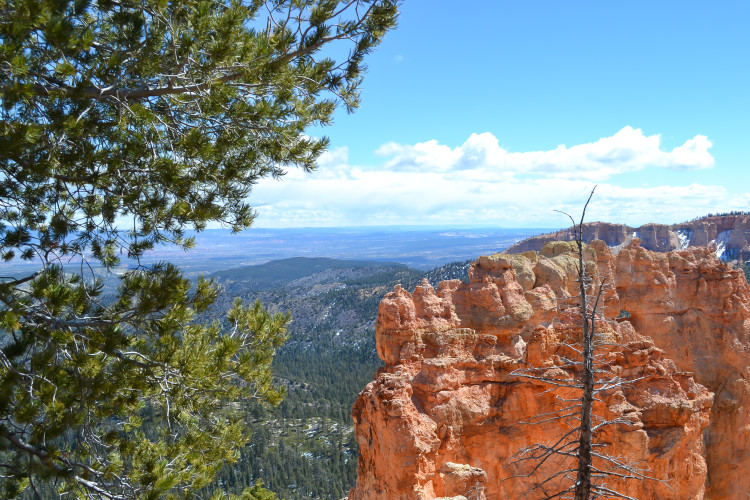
[{"xmin": 507, "ymin": 187, "xmax": 661, "ymax": 499}]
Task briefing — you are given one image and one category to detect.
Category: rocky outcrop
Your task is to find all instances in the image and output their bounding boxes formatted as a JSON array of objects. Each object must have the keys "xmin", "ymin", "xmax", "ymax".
[
  {"xmin": 349, "ymin": 240, "xmax": 750, "ymax": 500},
  {"xmin": 612, "ymin": 240, "xmax": 750, "ymax": 499},
  {"xmin": 506, "ymin": 214, "xmax": 750, "ymax": 261}
]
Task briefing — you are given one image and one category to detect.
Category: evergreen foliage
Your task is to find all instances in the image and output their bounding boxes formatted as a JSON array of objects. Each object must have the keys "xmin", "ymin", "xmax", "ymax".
[
  {"xmin": 212, "ymin": 339, "xmax": 381, "ymax": 500},
  {"xmin": 0, "ymin": 0, "xmax": 399, "ymax": 497},
  {"xmin": 684, "ymin": 210, "xmax": 750, "ymax": 222}
]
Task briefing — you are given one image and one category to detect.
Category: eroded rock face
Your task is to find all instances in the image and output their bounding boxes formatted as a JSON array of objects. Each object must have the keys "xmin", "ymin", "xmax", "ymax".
[
  {"xmin": 349, "ymin": 241, "xmax": 750, "ymax": 500},
  {"xmin": 505, "ymin": 215, "xmax": 750, "ymax": 260},
  {"xmin": 613, "ymin": 241, "xmax": 750, "ymax": 499}
]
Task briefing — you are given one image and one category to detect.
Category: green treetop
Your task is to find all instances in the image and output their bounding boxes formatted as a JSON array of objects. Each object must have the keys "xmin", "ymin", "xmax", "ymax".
[{"xmin": 0, "ymin": 0, "xmax": 399, "ymax": 497}]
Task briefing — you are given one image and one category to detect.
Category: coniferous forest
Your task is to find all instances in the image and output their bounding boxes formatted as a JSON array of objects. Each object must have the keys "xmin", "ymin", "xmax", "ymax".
[{"xmin": 200, "ymin": 258, "xmax": 472, "ymax": 499}]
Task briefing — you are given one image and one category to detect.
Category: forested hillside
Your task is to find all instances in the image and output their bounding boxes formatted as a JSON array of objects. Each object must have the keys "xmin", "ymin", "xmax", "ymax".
[{"xmin": 202, "ymin": 258, "xmax": 471, "ymax": 499}]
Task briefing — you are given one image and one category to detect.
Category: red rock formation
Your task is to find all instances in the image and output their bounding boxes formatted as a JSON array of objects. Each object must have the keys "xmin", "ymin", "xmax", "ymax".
[
  {"xmin": 349, "ymin": 240, "xmax": 750, "ymax": 500},
  {"xmin": 505, "ymin": 215, "xmax": 750, "ymax": 260},
  {"xmin": 613, "ymin": 239, "xmax": 750, "ymax": 499}
]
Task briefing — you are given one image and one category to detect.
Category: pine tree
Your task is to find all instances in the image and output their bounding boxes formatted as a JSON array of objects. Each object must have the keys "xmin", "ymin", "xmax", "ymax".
[{"xmin": 0, "ymin": 0, "xmax": 399, "ymax": 497}]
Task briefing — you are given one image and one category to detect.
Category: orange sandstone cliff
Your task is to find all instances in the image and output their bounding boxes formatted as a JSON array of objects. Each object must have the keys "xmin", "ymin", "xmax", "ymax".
[{"xmin": 348, "ymin": 239, "xmax": 750, "ymax": 499}]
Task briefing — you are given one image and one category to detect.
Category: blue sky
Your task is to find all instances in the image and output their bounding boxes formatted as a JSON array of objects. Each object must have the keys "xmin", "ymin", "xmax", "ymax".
[{"xmin": 252, "ymin": 1, "xmax": 750, "ymax": 228}]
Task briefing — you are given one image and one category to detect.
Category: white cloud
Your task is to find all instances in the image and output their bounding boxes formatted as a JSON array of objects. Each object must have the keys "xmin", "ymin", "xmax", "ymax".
[
  {"xmin": 251, "ymin": 128, "xmax": 730, "ymax": 228},
  {"xmin": 316, "ymin": 146, "xmax": 349, "ymax": 169},
  {"xmin": 375, "ymin": 126, "xmax": 713, "ymax": 181}
]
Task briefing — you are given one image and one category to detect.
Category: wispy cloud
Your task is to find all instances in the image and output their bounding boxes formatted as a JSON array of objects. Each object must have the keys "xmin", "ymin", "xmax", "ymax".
[{"xmin": 251, "ymin": 127, "xmax": 734, "ymax": 228}]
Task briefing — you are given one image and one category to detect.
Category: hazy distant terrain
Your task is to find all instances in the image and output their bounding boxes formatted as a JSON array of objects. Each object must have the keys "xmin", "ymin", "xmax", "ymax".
[
  {"xmin": 1, "ymin": 227, "xmax": 546, "ymax": 277},
  {"xmin": 153, "ymin": 227, "xmax": 549, "ymax": 274}
]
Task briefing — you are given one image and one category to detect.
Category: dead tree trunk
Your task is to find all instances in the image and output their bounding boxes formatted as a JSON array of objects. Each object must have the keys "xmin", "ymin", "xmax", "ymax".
[
  {"xmin": 508, "ymin": 187, "xmax": 662, "ymax": 499},
  {"xmin": 573, "ymin": 191, "xmax": 594, "ymax": 500}
]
